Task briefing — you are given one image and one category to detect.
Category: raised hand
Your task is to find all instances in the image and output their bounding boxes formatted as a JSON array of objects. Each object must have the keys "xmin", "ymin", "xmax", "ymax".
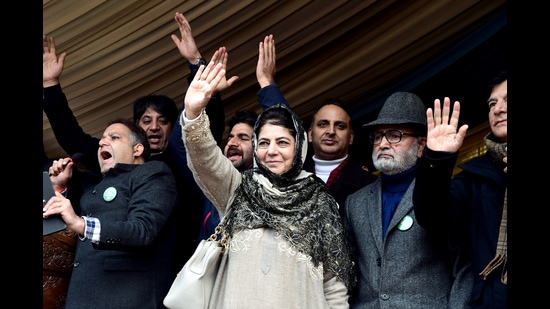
[
  {"xmin": 43, "ymin": 35, "xmax": 66, "ymax": 87},
  {"xmin": 171, "ymin": 12, "xmax": 201, "ymax": 64},
  {"xmin": 210, "ymin": 46, "xmax": 239, "ymax": 93},
  {"xmin": 426, "ymin": 97, "xmax": 469, "ymax": 152},
  {"xmin": 184, "ymin": 62, "xmax": 226, "ymax": 119},
  {"xmin": 257, "ymin": 34, "xmax": 276, "ymax": 88},
  {"xmin": 171, "ymin": 12, "xmax": 238, "ymax": 94}
]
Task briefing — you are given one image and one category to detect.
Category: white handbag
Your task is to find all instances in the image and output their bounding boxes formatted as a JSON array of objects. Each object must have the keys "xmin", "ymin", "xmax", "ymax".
[{"xmin": 164, "ymin": 222, "xmax": 227, "ymax": 309}]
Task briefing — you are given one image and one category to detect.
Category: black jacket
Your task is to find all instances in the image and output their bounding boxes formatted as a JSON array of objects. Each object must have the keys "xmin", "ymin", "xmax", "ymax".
[
  {"xmin": 413, "ymin": 148, "xmax": 507, "ymax": 308},
  {"xmin": 65, "ymin": 162, "xmax": 179, "ymax": 308}
]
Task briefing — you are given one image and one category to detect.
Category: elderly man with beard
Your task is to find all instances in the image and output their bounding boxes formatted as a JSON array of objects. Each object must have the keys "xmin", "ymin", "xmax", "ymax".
[{"xmin": 340, "ymin": 92, "xmax": 473, "ymax": 308}]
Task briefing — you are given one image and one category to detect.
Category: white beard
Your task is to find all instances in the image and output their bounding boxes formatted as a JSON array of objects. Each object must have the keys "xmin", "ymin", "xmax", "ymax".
[{"xmin": 372, "ymin": 139, "xmax": 419, "ymax": 175}]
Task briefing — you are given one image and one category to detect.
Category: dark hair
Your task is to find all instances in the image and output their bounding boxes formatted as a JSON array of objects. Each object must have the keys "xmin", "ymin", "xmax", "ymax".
[
  {"xmin": 488, "ymin": 69, "xmax": 507, "ymax": 90},
  {"xmin": 132, "ymin": 95, "xmax": 179, "ymax": 126},
  {"xmin": 255, "ymin": 107, "xmax": 296, "ymax": 138},
  {"xmin": 107, "ymin": 118, "xmax": 151, "ymax": 160},
  {"xmin": 228, "ymin": 110, "xmax": 258, "ymax": 131}
]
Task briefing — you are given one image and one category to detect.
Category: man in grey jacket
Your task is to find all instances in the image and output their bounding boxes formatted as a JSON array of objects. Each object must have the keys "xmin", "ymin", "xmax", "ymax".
[{"xmin": 340, "ymin": 92, "xmax": 473, "ymax": 308}]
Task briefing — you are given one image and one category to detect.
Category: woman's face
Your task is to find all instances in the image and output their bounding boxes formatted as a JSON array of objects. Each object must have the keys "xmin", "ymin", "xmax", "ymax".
[{"xmin": 256, "ymin": 123, "xmax": 296, "ymax": 174}]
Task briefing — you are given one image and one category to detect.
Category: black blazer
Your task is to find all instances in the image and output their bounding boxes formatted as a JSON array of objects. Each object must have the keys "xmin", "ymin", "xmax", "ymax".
[{"xmin": 65, "ymin": 161, "xmax": 180, "ymax": 308}]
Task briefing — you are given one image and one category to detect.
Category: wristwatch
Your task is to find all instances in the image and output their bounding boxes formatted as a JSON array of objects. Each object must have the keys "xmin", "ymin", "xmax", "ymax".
[{"xmin": 191, "ymin": 57, "xmax": 206, "ymax": 67}]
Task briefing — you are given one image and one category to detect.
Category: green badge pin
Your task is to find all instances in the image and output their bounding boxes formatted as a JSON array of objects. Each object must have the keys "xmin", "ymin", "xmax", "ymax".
[
  {"xmin": 103, "ymin": 187, "xmax": 117, "ymax": 202},
  {"xmin": 397, "ymin": 215, "xmax": 414, "ymax": 231}
]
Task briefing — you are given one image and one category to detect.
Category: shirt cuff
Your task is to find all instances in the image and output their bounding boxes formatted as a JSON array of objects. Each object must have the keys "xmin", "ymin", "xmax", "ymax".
[
  {"xmin": 182, "ymin": 108, "xmax": 204, "ymax": 124},
  {"xmin": 81, "ymin": 215, "xmax": 101, "ymax": 243}
]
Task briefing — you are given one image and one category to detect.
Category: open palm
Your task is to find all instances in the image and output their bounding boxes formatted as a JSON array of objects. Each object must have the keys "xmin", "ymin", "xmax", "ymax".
[{"xmin": 426, "ymin": 97, "xmax": 469, "ymax": 152}]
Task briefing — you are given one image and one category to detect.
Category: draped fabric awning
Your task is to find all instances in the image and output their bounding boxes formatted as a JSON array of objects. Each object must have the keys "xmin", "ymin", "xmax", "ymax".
[{"xmin": 43, "ymin": 0, "xmax": 508, "ymax": 168}]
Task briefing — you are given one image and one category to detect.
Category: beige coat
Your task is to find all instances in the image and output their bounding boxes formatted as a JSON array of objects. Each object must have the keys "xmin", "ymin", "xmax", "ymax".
[{"xmin": 182, "ymin": 112, "xmax": 350, "ymax": 309}]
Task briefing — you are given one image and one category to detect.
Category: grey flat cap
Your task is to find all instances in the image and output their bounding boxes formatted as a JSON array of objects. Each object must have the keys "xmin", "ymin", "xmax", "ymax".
[{"xmin": 362, "ymin": 92, "xmax": 427, "ymax": 134}]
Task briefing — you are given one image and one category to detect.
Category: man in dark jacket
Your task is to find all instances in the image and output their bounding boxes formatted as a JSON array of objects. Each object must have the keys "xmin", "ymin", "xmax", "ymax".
[
  {"xmin": 413, "ymin": 69, "xmax": 508, "ymax": 308},
  {"xmin": 43, "ymin": 119, "xmax": 179, "ymax": 308},
  {"xmin": 42, "ymin": 33, "xmax": 227, "ymax": 272}
]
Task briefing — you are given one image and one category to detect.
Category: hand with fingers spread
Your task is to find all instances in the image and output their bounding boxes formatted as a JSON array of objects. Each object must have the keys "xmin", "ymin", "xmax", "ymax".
[
  {"xmin": 427, "ymin": 97, "xmax": 469, "ymax": 152},
  {"xmin": 257, "ymin": 34, "xmax": 277, "ymax": 88},
  {"xmin": 171, "ymin": 12, "xmax": 202, "ymax": 64},
  {"xmin": 254, "ymin": 34, "xmax": 290, "ymax": 109},
  {"xmin": 43, "ymin": 35, "xmax": 66, "ymax": 88},
  {"xmin": 184, "ymin": 62, "xmax": 225, "ymax": 119},
  {"xmin": 171, "ymin": 12, "xmax": 238, "ymax": 94},
  {"xmin": 210, "ymin": 46, "xmax": 239, "ymax": 93}
]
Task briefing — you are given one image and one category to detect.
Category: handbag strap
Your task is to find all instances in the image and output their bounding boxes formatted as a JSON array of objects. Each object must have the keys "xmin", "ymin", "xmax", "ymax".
[{"xmin": 207, "ymin": 219, "xmax": 228, "ymax": 253}]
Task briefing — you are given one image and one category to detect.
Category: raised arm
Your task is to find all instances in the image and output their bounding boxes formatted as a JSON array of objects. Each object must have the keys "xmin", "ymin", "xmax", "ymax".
[
  {"xmin": 182, "ymin": 62, "xmax": 242, "ymax": 214},
  {"xmin": 43, "ymin": 35, "xmax": 66, "ymax": 88},
  {"xmin": 168, "ymin": 12, "xmax": 239, "ymax": 192},
  {"xmin": 256, "ymin": 34, "xmax": 289, "ymax": 109},
  {"xmin": 413, "ymin": 97, "xmax": 470, "ymax": 232},
  {"xmin": 170, "ymin": 12, "xmax": 239, "ymax": 147},
  {"xmin": 184, "ymin": 62, "xmax": 226, "ymax": 119},
  {"xmin": 171, "ymin": 12, "xmax": 239, "ymax": 95},
  {"xmin": 171, "ymin": 12, "xmax": 202, "ymax": 66},
  {"xmin": 256, "ymin": 34, "xmax": 277, "ymax": 88},
  {"xmin": 169, "ymin": 48, "xmax": 230, "ymax": 192},
  {"xmin": 42, "ymin": 35, "xmax": 101, "ymax": 174}
]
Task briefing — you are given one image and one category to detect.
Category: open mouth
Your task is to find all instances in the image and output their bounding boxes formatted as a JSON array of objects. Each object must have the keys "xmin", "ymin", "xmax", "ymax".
[
  {"xmin": 148, "ymin": 135, "xmax": 162, "ymax": 144},
  {"xmin": 100, "ymin": 151, "xmax": 112, "ymax": 160},
  {"xmin": 227, "ymin": 149, "xmax": 241, "ymax": 159}
]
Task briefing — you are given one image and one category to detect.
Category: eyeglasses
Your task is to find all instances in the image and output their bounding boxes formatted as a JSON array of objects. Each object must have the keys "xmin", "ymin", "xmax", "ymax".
[{"xmin": 369, "ymin": 129, "xmax": 419, "ymax": 145}]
